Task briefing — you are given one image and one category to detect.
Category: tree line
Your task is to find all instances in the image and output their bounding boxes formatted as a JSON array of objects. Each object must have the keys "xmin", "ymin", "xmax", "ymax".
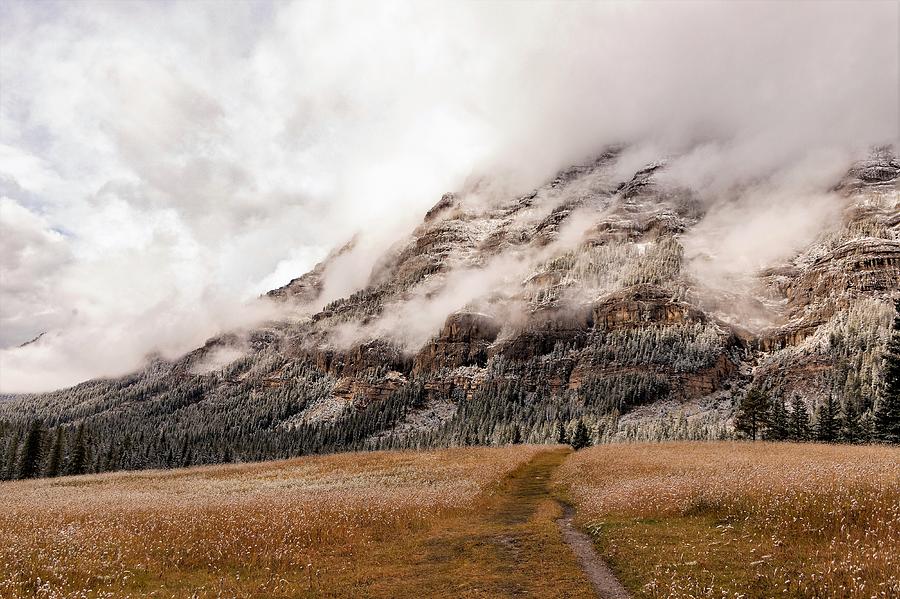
[
  {"xmin": 734, "ymin": 299, "xmax": 900, "ymax": 444},
  {"xmin": 2, "ymin": 421, "xmax": 88, "ymax": 480}
]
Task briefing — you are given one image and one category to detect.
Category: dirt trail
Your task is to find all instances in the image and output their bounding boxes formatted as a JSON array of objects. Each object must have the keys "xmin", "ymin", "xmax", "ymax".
[
  {"xmin": 557, "ymin": 503, "xmax": 632, "ymax": 599},
  {"xmin": 493, "ymin": 447, "xmax": 568, "ymax": 525},
  {"xmin": 365, "ymin": 447, "xmax": 630, "ymax": 598},
  {"xmin": 497, "ymin": 448, "xmax": 632, "ymax": 599}
]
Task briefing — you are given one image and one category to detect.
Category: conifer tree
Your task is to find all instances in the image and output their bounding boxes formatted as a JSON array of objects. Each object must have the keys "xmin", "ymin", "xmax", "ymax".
[
  {"xmin": 44, "ymin": 427, "xmax": 64, "ymax": 478},
  {"xmin": 66, "ymin": 423, "xmax": 87, "ymax": 476},
  {"xmin": 788, "ymin": 395, "xmax": 811, "ymax": 442},
  {"xmin": 874, "ymin": 299, "xmax": 900, "ymax": 443},
  {"xmin": 571, "ymin": 420, "xmax": 591, "ymax": 450},
  {"xmin": 556, "ymin": 420, "xmax": 568, "ymax": 444},
  {"xmin": 511, "ymin": 425, "xmax": 522, "ymax": 444},
  {"xmin": 839, "ymin": 399, "xmax": 860, "ymax": 444},
  {"xmin": 17, "ymin": 420, "xmax": 45, "ymax": 479},
  {"xmin": 765, "ymin": 397, "xmax": 789, "ymax": 441},
  {"xmin": 815, "ymin": 394, "xmax": 839, "ymax": 443},
  {"xmin": 3, "ymin": 430, "xmax": 21, "ymax": 480},
  {"xmin": 858, "ymin": 408, "xmax": 876, "ymax": 443},
  {"xmin": 734, "ymin": 387, "xmax": 770, "ymax": 440},
  {"xmin": 101, "ymin": 443, "xmax": 115, "ymax": 472},
  {"xmin": 179, "ymin": 438, "xmax": 191, "ymax": 467}
]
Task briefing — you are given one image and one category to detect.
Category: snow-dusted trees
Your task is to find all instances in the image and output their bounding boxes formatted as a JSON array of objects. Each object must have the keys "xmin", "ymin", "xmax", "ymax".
[
  {"xmin": 587, "ymin": 322, "xmax": 726, "ymax": 373},
  {"xmin": 874, "ymin": 299, "xmax": 900, "ymax": 443}
]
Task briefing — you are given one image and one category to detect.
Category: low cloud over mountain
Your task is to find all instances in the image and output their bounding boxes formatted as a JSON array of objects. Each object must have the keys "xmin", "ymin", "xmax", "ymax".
[{"xmin": 1, "ymin": 0, "xmax": 897, "ymax": 392}]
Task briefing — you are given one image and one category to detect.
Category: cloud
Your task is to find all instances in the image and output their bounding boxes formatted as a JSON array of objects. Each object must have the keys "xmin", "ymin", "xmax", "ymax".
[
  {"xmin": 681, "ymin": 188, "xmax": 845, "ymax": 289},
  {"xmin": 0, "ymin": 197, "xmax": 71, "ymax": 349},
  {"xmin": 0, "ymin": 0, "xmax": 897, "ymax": 391}
]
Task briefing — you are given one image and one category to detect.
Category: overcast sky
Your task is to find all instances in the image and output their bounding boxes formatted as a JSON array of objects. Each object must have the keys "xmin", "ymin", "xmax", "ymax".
[{"xmin": 1, "ymin": 0, "xmax": 897, "ymax": 392}]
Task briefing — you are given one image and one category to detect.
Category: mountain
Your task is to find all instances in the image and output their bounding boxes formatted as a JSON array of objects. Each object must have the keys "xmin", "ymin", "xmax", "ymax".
[{"xmin": 1, "ymin": 148, "xmax": 898, "ymax": 475}]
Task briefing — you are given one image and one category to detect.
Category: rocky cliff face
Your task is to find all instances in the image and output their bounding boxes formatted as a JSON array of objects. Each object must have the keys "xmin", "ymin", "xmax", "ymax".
[
  {"xmin": 751, "ymin": 152, "xmax": 900, "ymax": 410},
  {"xmin": 268, "ymin": 149, "xmax": 897, "ymax": 433},
  {"xmin": 2, "ymin": 148, "xmax": 897, "ymax": 469}
]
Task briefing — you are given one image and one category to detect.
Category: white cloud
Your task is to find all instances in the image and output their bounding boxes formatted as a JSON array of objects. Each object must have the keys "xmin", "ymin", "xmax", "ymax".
[
  {"xmin": 0, "ymin": 0, "xmax": 897, "ymax": 391},
  {"xmin": 0, "ymin": 197, "xmax": 71, "ymax": 348}
]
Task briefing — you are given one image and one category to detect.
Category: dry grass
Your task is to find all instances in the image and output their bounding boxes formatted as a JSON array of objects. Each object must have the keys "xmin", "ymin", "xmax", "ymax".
[
  {"xmin": 555, "ymin": 442, "xmax": 900, "ymax": 598},
  {"xmin": 10, "ymin": 441, "xmax": 889, "ymax": 598},
  {"xmin": 0, "ymin": 445, "xmax": 549, "ymax": 598}
]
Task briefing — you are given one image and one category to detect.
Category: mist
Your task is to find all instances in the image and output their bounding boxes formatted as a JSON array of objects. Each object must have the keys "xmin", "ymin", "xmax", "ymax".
[{"xmin": 1, "ymin": 0, "xmax": 897, "ymax": 392}]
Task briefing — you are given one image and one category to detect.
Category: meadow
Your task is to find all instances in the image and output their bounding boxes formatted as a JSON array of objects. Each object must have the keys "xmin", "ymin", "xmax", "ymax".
[
  {"xmin": 556, "ymin": 442, "xmax": 900, "ymax": 598},
  {"xmin": 3, "ymin": 442, "xmax": 898, "ymax": 598},
  {"xmin": 0, "ymin": 445, "xmax": 571, "ymax": 598}
]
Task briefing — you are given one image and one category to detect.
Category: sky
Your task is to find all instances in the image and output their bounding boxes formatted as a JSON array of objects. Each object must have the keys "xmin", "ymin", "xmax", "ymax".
[{"xmin": 0, "ymin": 0, "xmax": 897, "ymax": 392}]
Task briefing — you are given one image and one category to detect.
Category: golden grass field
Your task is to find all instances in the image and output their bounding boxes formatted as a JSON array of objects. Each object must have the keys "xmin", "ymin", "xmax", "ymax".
[
  {"xmin": 2, "ymin": 441, "xmax": 898, "ymax": 598},
  {"xmin": 0, "ymin": 444, "xmax": 596, "ymax": 598},
  {"xmin": 555, "ymin": 442, "xmax": 900, "ymax": 599}
]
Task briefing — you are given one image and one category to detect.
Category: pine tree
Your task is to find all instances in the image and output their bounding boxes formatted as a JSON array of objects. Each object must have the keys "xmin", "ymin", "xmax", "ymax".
[
  {"xmin": 839, "ymin": 399, "xmax": 860, "ymax": 444},
  {"xmin": 556, "ymin": 420, "xmax": 568, "ymax": 444},
  {"xmin": 788, "ymin": 395, "xmax": 811, "ymax": 442},
  {"xmin": 17, "ymin": 420, "xmax": 45, "ymax": 479},
  {"xmin": 101, "ymin": 440, "xmax": 120, "ymax": 473},
  {"xmin": 66, "ymin": 424, "xmax": 87, "ymax": 476},
  {"xmin": 858, "ymin": 408, "xmax": 876, "ymax": 443},
  {"xmin": 571, "ymin": 420, "xmax": 591, "ymax": 450},
  {"xmin": 3, "ymin": 430, "xmax": 21, "ymax": 480},
  {"xmin": 179, "ymin": 438, "xmax": 191, "ymax": 467},
  {"xmin": 765, "ymin": 397, "xmax": 789, "ymax": 441},
  {"xmin": 734, "ymin": 387, "xmax": 771, "ymax": 440},
  {"xmin": 44, "ymin": 427, "xmax": 64, "ymax": 478},
  {"xmin": 815, "ymin": 394, "xmax": 839, "ymax": 443},
  {"xmin": 874, "ymin": 299, "xmax": 900, "ymax": 443}
]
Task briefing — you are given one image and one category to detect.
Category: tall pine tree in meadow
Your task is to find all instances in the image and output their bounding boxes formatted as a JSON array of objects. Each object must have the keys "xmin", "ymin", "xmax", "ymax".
[
  {"xmin": 839, "ymin": 399, "xmax": 860, "ymax": 444},
  {"xmin": 44, "ymin": 427, "xmax": 65, "ymax": 478},
  {"xmin": 511, "ymin": 425, "xmax": 522, "ymax": 444},
  {"xmin": 556, "ymin": 420, "xmax": 568, "ymax": 445},
  {"xmin": 17, "ymin": 420, "xmax": 45, "ymax": 479},
  {"xmin": 874, "ymin": 299, "xmax": 900, "ymax": 443},
  {"xmin": 765, "ymin": 396, "xmax": 789, "ymax": 441},
  {"xmin": 571, "ymin": 420, "xmax": 591, "ymax": 450},
  {"xmin": 788, "ymin": 395, "xmax": 811, "ymax": 442},
  {"xmin": 858, "ymin": 408, "xmax": 876, "ymax": 443},
  {"xmin": 734, "ymin": 387, "xmax": 771, "ymax": 440},
  {"xmin": 66, "ymin": 423, "xmax": 88, "ymax": 476},
  {"xmin": 815, "ymin": 394, "xmax": 839, "ymax": 443}
]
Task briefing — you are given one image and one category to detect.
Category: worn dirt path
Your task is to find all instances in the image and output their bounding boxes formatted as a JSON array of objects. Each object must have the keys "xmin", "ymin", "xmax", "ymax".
[
  {"xmin": 557, "ymin": 503, "xmax": 632, "ymax": 599},
  {"xmin": 363, "ymin": 447, "xmax": 631, "ymax": 598},
  {"xmin": 500, "ymin": 447, "xmax": 632, "ymax": 599},
  {"xmin": 494, "ymin": 447, "xmax": 631, "ymax": 597}
]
